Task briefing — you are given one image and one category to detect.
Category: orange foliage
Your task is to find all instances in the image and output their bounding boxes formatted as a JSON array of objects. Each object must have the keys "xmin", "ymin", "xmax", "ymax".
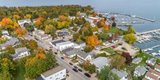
[
  {"xmin": 86, "ymin": 35, "xmax": 100, "ymax": 47},
  {"xmin": 58, "ymin": 15, "xmax": 67, "ymax": 21},
  {"xmin": 1, "ymin": 18, "xmax": 13, "ymax": 27},
  {"xmin": 15, "ymin": 27, "xmax": 27, "ymax": 37},
  {"xmin": 36, "ymin": 53, "xmax": 45, "ymax": 59},
  {"xmin": 34, "ymin": 17, "xmax": 44, "ymax": 27},
  {"xmin": 103, "ymin": 25, "xmax": 110, "ymax": 31}
]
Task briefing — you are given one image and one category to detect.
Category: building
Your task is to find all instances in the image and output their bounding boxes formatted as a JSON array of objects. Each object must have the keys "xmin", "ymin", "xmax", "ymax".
[
  {"xmin": 18, "ymin": 19, "xmax": 32, "ymax": 28},
  {"xmin": 33, "ymin": 30, "xmax": 52, "ymax": 42},
  {"xmin": 134, "ymin": 66, "xmax": 148, "ymax": 77},
  {"xmin": 111, "ymin": 69, "xmax": 128, "ymax": 80},
  {"xmin": 146, "ymin": 58, "xmax": 157, "ymax": 66},
  {"xmin": 155, "ymin": 64, "xmax": 160, "ymax": 72},
  {"xmin": 132, "ymin": 57, "xmax": 142, "ymax": 64},
  {"xmin": 1, "ymin": 30, "xmax": 11, "ymax": 39},
  {"xmin": 62, "ymin": 48, "xmax": 92, "ymax": 61},
  {"xmin": 12, "ymin": 47, "xmax": 30, "ymax": 60},
  {"xmin": 91, "ymin": 57, "xmax": 110, "ymax": 71},
  {"xmin": 40, "ymin": 66, "xmax": 66, "ymax": 80},
  {"xmin": 50, "ymin": 40, "xmax": 75, "ymax": 51},
  {"xmin": 74, "ymin": 41, "xmax": 86, "ymax": 49},
  {"xmin": 0, "ymin": 38, "xmax": 19, "ymax": 49}
]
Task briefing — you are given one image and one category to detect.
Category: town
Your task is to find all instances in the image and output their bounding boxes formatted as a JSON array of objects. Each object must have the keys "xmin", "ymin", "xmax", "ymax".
[{"xmin": 0, "ymin": 5, "xmax": 160, "ymax": 80}]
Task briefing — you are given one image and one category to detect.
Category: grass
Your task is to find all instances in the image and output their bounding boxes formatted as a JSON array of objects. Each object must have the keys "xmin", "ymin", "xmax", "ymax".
[
  {"xmin": 15, "ymin": 61, "xmax": 25, "ymax": 80},
  {"xmin": 101, "ymin": 48, "xmax": 116, "ymax": 55}
]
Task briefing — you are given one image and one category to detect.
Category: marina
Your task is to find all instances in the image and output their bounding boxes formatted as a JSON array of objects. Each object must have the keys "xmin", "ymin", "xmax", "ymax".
[{"xmin": 135, "ymin": 29, "xmax": 160, "ymax": 57}]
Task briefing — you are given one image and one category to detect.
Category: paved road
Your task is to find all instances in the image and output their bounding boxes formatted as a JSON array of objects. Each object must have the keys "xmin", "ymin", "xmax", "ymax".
[
  {"xmin": 55, "ymin": 56, "xmax": 89, "ymax": 80},
  {"xmin": 24, "ymin": 34, "xmax": 90, "ymax": 80}
]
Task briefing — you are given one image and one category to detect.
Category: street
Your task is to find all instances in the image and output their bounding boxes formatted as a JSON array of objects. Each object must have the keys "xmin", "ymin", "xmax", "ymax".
[{"xmin": 24, "ymin": 34, "xmax": 92, "ymax": 80}]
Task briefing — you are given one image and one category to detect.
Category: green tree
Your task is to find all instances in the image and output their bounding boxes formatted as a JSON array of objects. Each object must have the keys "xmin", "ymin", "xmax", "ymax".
[
  {"xmin": 6, "ymin": 45, "xmax": 15, "ymax": 54},
  {"xmin": 124, "ymin": 33, "xmax": 137, "ymax": 44},
  {"xmin": 127, "ymin": 25, "xmax": 135, "ymax": 34},
  {"xmin": 98, "ymin": 66, "xmax": 119, "ymax": 80}
]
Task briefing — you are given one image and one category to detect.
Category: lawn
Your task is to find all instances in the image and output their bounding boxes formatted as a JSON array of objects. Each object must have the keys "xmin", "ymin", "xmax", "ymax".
[
  {"xmin": 101, "ymin": 48, "xmax": 116, "ymax": 55},
  {"xmin": 15, "ymin": 61, "xmax": 25, "ymax": 80}
]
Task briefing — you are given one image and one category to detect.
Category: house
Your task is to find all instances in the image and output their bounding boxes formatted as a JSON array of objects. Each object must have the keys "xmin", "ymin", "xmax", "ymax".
[
  {"xmin": 155, "ymin": 64, "xmax": 160, "ymax": 72},
  {"xmin": 146, "ymin": 58, "xmax": 157, "ymax": 66},
  {"xmin": 134, "ymin": 66, "xmax": 148, "ymax": 77},
  {"xmin": 144, "ymin": 71, "xmax": 159, "ymax": 80},
  {"xmin": 50, "ymin": 40, "xmax": 75, "ymax": 51},
  {"xmin": 33, "ymin": 30, "xmax": 52, "ymax": 42},
  {"xmin": 74, "ymin": 41, "xmax": 86, "ymax": 49},
  {"xmin": 91, "ymin": 57, "xmax": 110, "ymax": 71},
  {"xmin": 0, "ymin": 38, "xmax": 19, "ymax": 49},
  {"xmin": 132, "ymin": 57, "xmax": 142, "ymax": 64},
  {"xmin": 62, "ymin": 48, "xmax": 92, "ymax": 61},
  {"xmin": 39, "ymin": 66, "xmax": 66, "ymax": 80},
  {"xmin": 1, "ymin": 30, "xmax": 11, "ymax": 39},
  {"xmin": 12, "ymin": 47, "xmax": 30, "ymax": 60},
  {"xmin": 18, "ymin": 19, "xmax": 32, "ymax": 28},
  {"xmin": 111, "ymin": 69, "xmax": 128, "ymax": 80}
]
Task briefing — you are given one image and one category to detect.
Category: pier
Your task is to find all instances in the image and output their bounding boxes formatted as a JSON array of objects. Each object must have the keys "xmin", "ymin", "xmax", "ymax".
[
  {"xmin": 136, "ymin": 29, "xmax": 160, "ymax": 35},
  {"xmin": 99, "ymin": 12, "xmax": 156, "ymax": 24}
]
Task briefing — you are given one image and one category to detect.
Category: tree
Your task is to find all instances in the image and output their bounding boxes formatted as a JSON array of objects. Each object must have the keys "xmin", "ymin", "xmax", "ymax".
[
  {"xmin": 15, "ymin": 27, "xmax": 27, "ymax": 37},
  {"xmin": 24, "ymin": 14, "xmax": 32, "ymax": 19},
  {"xmin": 110, "ymin": 54, "xmax": 126, "ymax": 70},
  {"xmin": 86, "ymin": 35, "xmax": 100, "ymax": 48},
  {"xmin": 98, "ymin": 66, "xmax": 119, "ymax": 80},
  {"xmin": 6, "ymin": 45, "xmax": 15, "ymax": 54},
  {"xmin": 127, "ymin": 25, "xmax": 135, "ymax": 34},
  {"xmin": 27, "ymin": 40, "xmax": 38, "ymax": 51},
  {"xmin": 24, "ymin": 49, "xmax": 57, "ymax": 79},
  {"xmin": 44, "ymin": 24, "xmax": 56, "ymax": 34},
  {"xmin": 81, "ymin": 60, "xmax": 96, "ymax": 74},
  {"xmin": 124, "ymin": 33, "xmax": 137, "ymax": 44},
  {"xmin": 0, "ymin": 18, "xmax": 13, "ymax": 27},
  {"xmin": 0, "ymin": 58, "xmax": 15, "ymax": 80}
]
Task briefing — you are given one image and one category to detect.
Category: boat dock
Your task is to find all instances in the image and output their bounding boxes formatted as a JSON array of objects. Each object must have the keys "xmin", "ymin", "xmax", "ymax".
[
  {"xmin": 99, "ymin": 12, "xmax": 156, "ymax": 26},
  {"xmin": 136, "ymin": 29, "xmax": 160, "ymax": 35}
]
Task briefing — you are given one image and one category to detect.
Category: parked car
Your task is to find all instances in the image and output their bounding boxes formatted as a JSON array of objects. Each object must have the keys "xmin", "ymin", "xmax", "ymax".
[
  {"xmin": 78, "ymin": 68, "xmax": 82, "ymax": 72},
  {"xmin": 84, "ymin": 73, "xmax": 91, "ymax": 78},
  {"xmin": 69, "ymin": 62, "xmax": 73, "ymax": 65},
  {"xmin": 61, "ymin": 57, "xmax": 64, "ymax": 59},
  {"xmin": 74, "ymin": 66, "xmax": 78, "ymax": 69},
  {"xmin": 72, "ymin": 68, "xmax": 78, "ymax": 72}
]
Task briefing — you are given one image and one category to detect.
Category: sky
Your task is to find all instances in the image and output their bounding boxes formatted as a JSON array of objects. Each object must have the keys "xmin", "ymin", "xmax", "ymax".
[{"xmin": 0, "ymin": 0, "xmax": 91, "ymax": 7}]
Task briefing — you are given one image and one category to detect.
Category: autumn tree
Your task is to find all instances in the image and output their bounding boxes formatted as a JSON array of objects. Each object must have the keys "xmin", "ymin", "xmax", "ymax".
[
  {"xmin": 86, "ymin": 35, "xmax": 100, "ymax": 48},
  {"xmin": 24, "ymin": 48, "xmax": 57, "ymax": 79},
  {"xmin": 81, "ymin": 60, "xmax": 96, "ymax": 74},
  {"xmin": 34, "ymin": 16, "xmax": 44, "ymax": 29},
  {"xmin": 0, "ymin": 58, "xmax": 15, "ymax": 80},
  {"xmin": 44, "ymin": 24, "xmax": 56, "ymax": 34},
  {"xmin": 6, "ymin": 45, "xmax": 15, "ymax": 54},
  {"xmin": 110, "ymin": 54, "xmax": 126, "ymax": 70},
  {"xmin": 0, "ymin": 18, "xmax": 13, "ymax": 27},
  {"xmin": 15, "ymin": 27, "xmax": 27, "ymax": 37},
  {"xmin": 27, "ymin": 40, "xmax": 38, "ymax": 51},
  {"xmin": 124, "ymin": 33, "xmax": 137, "ymax": 44}
]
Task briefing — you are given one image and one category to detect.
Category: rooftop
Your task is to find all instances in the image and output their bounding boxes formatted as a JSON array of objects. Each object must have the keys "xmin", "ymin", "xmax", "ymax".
[
  {"xmin": 111, "ymin": 68, "xmax": 128, "ymax": 79},
  {"xmin": 12, "ymin": 47, "xmax": 29, "ymax": 58},
  {"xmin": 134, "ymin": 66, "xmax": 147, "ymax": 75},
  {"xmin": 91, "ymin": 57, "xmax": 110, "ymax": 70},
  {"xmin": 41, "ymin": 66, "xmax": 65, "ymax": 77},
  {"xmin": 51, "ymin": 40, "xmax": 66, "ymax": 45},
  {"xmin": 0, "ymin": 38, "xmax": 19, "ymax": 48}
]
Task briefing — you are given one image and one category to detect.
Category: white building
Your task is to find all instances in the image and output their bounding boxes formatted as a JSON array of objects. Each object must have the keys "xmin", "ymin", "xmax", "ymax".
[
  {"xmin": 50, "ymin": 40, "xmax": 75, "ymax": 51},
  {"xmin": 18, "ymin": 19, "xmax": 32, "ymax": 28},
  {"xmin": 91, "ymin": 57, "xmax": 110, "ymax": 71},
  {"xmin": 74, "ymin": 41, "xmax": 86, "ymax": 49},
  {"xmin": 12, "ymin": 47, "xmax": 30, "ymax": 60},
  {"xmin": 1, "ymin": 30, "xmax": 11, "ymax": 39},
  {"xmin": 40, "ymin": 66, "xmax": 66, "ymax": 80},
  {"xmin": 33, "ymin": 30, "xmax": 52, "ymax": 42},
  {"xmin": 0, "ymin": 38, "xmax": 19, "ymax": 50}
]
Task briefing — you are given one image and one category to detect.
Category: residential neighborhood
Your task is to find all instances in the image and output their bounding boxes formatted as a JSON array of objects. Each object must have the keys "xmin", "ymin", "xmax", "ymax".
[{"xmin": 0, "ymin": 2, "xmax": 160, "ymax": 80}]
